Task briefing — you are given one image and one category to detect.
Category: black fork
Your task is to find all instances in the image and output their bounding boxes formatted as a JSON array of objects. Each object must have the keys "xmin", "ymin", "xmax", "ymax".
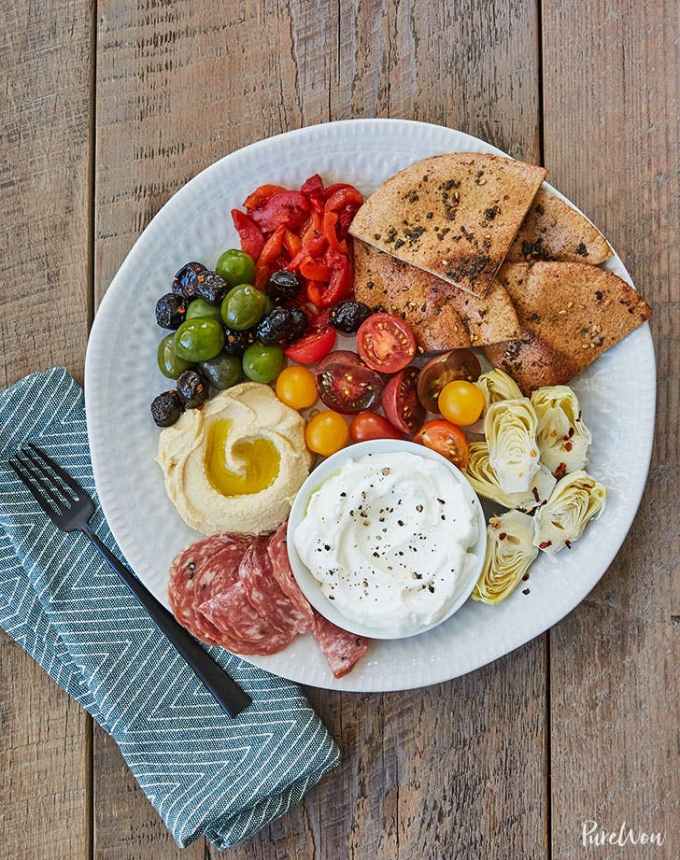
[{"xmin": 9, "ymin": 443, "xmax": 251, "ymax": 718}]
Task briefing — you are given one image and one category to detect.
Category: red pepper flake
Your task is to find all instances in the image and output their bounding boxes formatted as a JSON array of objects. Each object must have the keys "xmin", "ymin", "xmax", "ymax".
[
  {"xmin": 538, "ymin": 541, "xmax": 552, "ymax": 550},
  {"xmin": 564, "ymin": 440, "xmax": 573, "ymax": 452},
  {"xmin": 498, "ymin": 532, "xmax": 507, "ymax": 541},
  {"xmin": 554, "ymin": 463, "xmax": 567, "ymax": 480}
]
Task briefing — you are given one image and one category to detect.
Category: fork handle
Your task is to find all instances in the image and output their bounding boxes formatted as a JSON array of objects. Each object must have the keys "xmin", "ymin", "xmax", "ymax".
[{"xmin": 82, "ymin": 527, "xmax": 252, "ymax": 718}]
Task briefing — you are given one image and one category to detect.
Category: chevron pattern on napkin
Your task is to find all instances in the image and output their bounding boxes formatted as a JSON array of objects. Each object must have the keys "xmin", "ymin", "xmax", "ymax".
[{"xmin": 0, "ymin": 368, "xmax": 340, "ymax": 849}]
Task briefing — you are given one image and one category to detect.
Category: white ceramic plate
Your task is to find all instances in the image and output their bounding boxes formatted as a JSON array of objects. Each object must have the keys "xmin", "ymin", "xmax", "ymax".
[{"xmin": 85, "ymin": 119, "xmax": 655, "ymax": 692}]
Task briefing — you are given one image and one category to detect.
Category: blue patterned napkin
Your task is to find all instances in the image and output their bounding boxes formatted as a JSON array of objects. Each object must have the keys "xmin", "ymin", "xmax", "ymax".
[{"xmin": 0, "ymin": 368, "xmax": 340, "ymax": 849}]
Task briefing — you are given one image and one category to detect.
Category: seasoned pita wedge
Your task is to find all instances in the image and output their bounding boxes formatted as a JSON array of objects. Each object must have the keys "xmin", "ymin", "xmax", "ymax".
[
  {"xmin": 507, "ymin": 188, "xmax": 612, "ymax": 264},
  {"xmin": 485, "ymin": 262, "xmax": 652, "ymax": 393},
  {"xmin": 353, "ymin": 240, "xmax": 521, "ymax": 352},
  {"xmin": 349, "ymin": 153, "xmax": 547, "ymax": 297}
]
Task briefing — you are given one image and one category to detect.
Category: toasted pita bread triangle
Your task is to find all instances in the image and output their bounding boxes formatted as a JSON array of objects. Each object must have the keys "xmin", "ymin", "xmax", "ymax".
[
  {"xmin": 349, "ymin": 153, "xmax": 546, "ymax": 297},
  {"xmin": 507, "ymin": 188, "xmax": 612, "ymax": 264},
  {"xmin": 353, "ymin": 240, "xmax": 521, "ymax": 352},
  {"xmin": 485, "ymin": 262, "xmax": 651, "ymax": 393}
]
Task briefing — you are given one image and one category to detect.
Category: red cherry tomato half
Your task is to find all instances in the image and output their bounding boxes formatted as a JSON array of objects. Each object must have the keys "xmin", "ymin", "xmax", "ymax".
[
  {"xmin": 231, "ymin": 209, "xmax": 265, "ymax": 260},
  {"xmin": 382, "ymin": 366, "xmax": 425, "ymax": 434},
  {"xmin": 357, "ymin": 312, "xmax": 417, "ymax": 374},
  {"xmin": 414, "ymin": 419, "xmax": 470, "ymax": 470},
  {"xmin": 349, "ymin": 411, "xmax": 404, "ymax": 442},
  {"xmin": 284, "ymin": 327, "xmax": 337, "ymax": 365},
  {"xmin": 416, "ymin": 349, "xmax": 482, "ymax": 412},
  {"xmin": 316, "ymin": 359, "xmax": 384, "ymax": 414},
  {"xmin": 251, "ymin": 191, "xmax": 310, "ymax": 234}
]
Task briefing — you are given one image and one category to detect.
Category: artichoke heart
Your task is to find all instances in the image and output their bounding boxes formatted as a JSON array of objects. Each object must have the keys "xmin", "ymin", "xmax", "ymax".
[
  {"xmin": 476, "ymin": 368, "xmax": 522, "ymax": 414},
  {"xmin": 466, "ymin": 442, "xmax": 556, "ymax": 511},
  {"xmin": 484, "ymin": 398, "xmax": 540, "ymax": 494},
  {"xmin": 473, "ymin": 510, "xmax": 538, "ymax": 604},
  {"xmin": 533, "ymin": 470, "xmax": 607, "ymax": 553},
  {"xmin": 531, "ymin": 385, "xmax": 592, "ymax": 476}
]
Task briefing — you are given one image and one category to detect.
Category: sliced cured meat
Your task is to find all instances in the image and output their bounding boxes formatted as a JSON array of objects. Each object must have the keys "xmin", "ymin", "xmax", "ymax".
[
  {"xmin": 198, "ymin": 581, "xmax": 297, "ymax": 655},
  {"xmin": 267, "ymin": 523, "xmax": 314, "ymax": 634},
  {"xmin": 190, "ymin": 535, "xmax": 252, "ymax": 642},
  {"xmin": 168, "ymin": 534, "xmax": 234, "ymax": 642},
  {"xmin": 239, "ymin": 536, "xmax": 310, "ymax": 637},
  {"xmin": 168, "ymin": 534, "xmax": 251, "ymax": 644},
  {"xmin": 311, "ymin": 611, "xmax": 370, "ymax": 678}
]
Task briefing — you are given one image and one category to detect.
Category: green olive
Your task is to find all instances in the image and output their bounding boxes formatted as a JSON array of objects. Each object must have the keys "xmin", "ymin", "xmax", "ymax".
[
  {"xmin": 174, "ymin": 318, "xmax": 225, "ymax": 363},
  {"xmin": 242, "ymin": 342, "xmax": 284, "ymax": 384},
  {"xmin": 199, "ymin": 353, "xmax": 242, "ymax": 390},
  {"xmin": 185, "ymin": 298, "xmax": 222, "ymax": 322},
  {"xmin": 157, "ymin": 333, "xmax": 193, "ymax": 379},
  {"xmin": 220, "ymin": 284, "xmax": 268, "ymax": 331},
  {"xmin": 215, "ymin": 249, "xmax": 256, "ymax": 287}
]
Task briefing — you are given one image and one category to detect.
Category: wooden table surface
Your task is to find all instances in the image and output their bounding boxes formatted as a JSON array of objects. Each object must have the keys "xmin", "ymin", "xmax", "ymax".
[{"xmin": 1, "ymin": 1, "xmax": 678, "ymax": 857}]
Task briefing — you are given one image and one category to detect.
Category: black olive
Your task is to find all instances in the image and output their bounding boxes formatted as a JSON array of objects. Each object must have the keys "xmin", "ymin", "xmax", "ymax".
[
  {"xmin": 155, "ymin": 293, "xmax": 187, "ymax": 330},
  {"xmin": 172, "ymin": 262, "xmax": 208, "ymax": 300},
  {"xmin": 267, "ymin": 270, "xmax": 301, "ymax": 304},
  {"xmin": 151, "ymin": 390, "xmax": 183, "ymax": 427},
  {"xmin": 196, "ymin": 271, "xmax": 228, "ymax": 305},
  {"xmin": 256, "ymin": 307, "xmax": 308, "ymax": 345},
  {"xmin": 329, "ymin": 301, "xmax": 373, "ymax": 333},
  {"xmin": 176, "ymin": 369, "xmax": 209, "ymax": 409},
  {"xmin": 222, "ymin": 327, "xmax": 257, "ymax": 356}
]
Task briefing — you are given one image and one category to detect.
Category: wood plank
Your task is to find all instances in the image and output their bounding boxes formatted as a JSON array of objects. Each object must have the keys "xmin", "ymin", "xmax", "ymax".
[
  {"xmin": 229, "ymin": 1, "xmax": 547, "ymax": 857},
  {"xmin": 92, "ymin": 1, "xmax": 335, "ymax": 855},
  {"xmin": 0, "ymin": 0, "xmax": 94, "ymax": 857},
  {"xmin": 542, "ymin": 1, "xmax": 680, "ymax": 856}
]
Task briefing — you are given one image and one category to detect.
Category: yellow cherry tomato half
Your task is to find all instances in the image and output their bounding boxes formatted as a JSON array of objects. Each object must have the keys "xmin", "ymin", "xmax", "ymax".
[
  {"xmin": 275, "ymin": 365, "xmax": 318, "ymax": 410},
  {"xmin": 438, "ymin": 380, "xmax": 485, "ymax": 426},
  {"xmin": 305, "ymin": 410, "xmax": 349, "ymax": 456}
]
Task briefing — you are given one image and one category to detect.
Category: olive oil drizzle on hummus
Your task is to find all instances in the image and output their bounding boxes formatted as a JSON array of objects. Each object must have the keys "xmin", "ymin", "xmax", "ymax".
[{"xmin": 205, "ymin": 419, "xmax": 280, "ymax": 497}]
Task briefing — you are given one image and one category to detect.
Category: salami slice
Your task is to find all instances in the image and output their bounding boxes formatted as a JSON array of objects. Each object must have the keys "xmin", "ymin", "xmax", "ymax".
[
  {"xmin": 168, "ymin": 533, "xmax": 251, "ymax": 644},
  {"xmin": 168, "ymin": 534, "xmax": 233, "ymax": 642},
  {"xmin": 198, "ymin": 581, "xmax": 298, "ymax": 655},
  {"xmin": 267, "ymin": 522, "xmax": 314, "ymax": 634},
  {"xmin": 311, "ymin": 611, "xmax": 370, "ymax": 678}
]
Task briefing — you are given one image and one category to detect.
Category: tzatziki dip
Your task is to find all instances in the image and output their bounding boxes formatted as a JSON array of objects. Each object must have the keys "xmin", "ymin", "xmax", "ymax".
[{"xmin": 293, "ymin": 451, "xmax": 478, "ymax": 635}]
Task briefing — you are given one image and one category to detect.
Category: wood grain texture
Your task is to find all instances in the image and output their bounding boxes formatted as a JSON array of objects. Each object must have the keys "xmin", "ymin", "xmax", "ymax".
[
  {"xmin": 0, "ymin": 0, "xmax": 93, "ymax": 857},
  {"xmin": 542, "ymin": 0, "xmax": 680, "ymax": 857}
]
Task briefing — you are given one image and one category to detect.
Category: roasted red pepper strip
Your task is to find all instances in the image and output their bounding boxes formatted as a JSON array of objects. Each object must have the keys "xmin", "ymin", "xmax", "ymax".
[
  {"xmin": 306, "ymin": 281, "xmax": 326, "ymax": 307},
  {"xmin": 255, "ymin": 225, "xmax": 286, "ymax": 288},
  {"xmin": 300, "ymin": 174, "xmax": 325, "ymax": 213},
  {"xmin": 323, "ymin": 210, "xmax": 349, "ymax": 254},
  {"xmin": 243, "ymin": 184, "xmax": 287, "ymax": 211},
  {"xmin": 301, "ymin": 210, "xmax": 324, "ymax": 246},
  {"xmin": 300, "ymin": 258, "xmax": 332, "ymax": 282},
  {"xmin": 231, "ymin": 209, "xmax": 265, "ymax": 260},
  {"xmin": 283, "ymin": 229, "xmax": 302, "ymax": 258},
  {"xmin": 316, "ymin": 250, "xmax": 353, "ymax": 307},
  {"xmin": 251, "ymin": 191, "xmax": 310, "ymax": 233},
  {"xmin": 325, "ymin": 186, "xmax": 364, "ymax": 213},
  {"xmin": 323, "ymin": 182, "xmax": 353, "ymax": 200}
]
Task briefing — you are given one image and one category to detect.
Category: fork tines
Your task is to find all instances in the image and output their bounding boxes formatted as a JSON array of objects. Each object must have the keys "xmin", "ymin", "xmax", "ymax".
[{"xmin": 9, "ymin": 443, "xmax": 89, "ymax": 522}]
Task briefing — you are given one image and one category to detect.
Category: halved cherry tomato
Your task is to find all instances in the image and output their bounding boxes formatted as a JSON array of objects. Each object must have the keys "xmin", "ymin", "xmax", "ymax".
[
  {"xmin": 284, "ymin": 326, "xmax": 337, "ymax": 365},
  {"xmin": 300, "ymin": 258, "xmax": 331, "ymax": 282},
  {"xmin": 316, "ymin": 357, "xmax": 384, "ymax": 414},
  {"xmin": 357, "ymin": 312, "xmax": 416, "ymax": 374},
  {"xmin": 251, "ymin": 191, "xmax": 310, "ymax": 233},
  {"xmin": 231, "ymin": 209, "xmax": 265, "ymax": 260},
  {"xmin": 325, "ymin": 186, "xmax": 363, "ymax": 212},
  {"xmin": 438, "ymin": 380, "xmax": 485, "ymax": 426},
  {"xmin": 243, "ymin": 184, "xmax": 286, "ymax": 211},
  {"xmin": 349, "ymin": 411, "xmax": 404, "ymax": 442},
  {"xmin": 255, "ymin": 225, "xmax": 286, "ymax": 288},
  {"xmin": 416, "ymin": 349, "xmax": 481, "ymax": 412},
  {"xmin": 283, "ymin": 230, "xmax": 302, "ymax": 258},
  {"xmin": 316, "ymin": 349, "xmax": 362, "ymax": 371},
  {"xmin": 323, "ymin": 210, "xmax": 349, "ymax": 254},
  {"xmin": 414, "ymin": 419, "xmax": 470, "ymax": 470},
  {"xmin": 382, "ymin": 366, "xmax": 425, "ymax": 434},
  {"xmin": 305, "ymin": 410, "xmax": 349, "ymax": 456}
]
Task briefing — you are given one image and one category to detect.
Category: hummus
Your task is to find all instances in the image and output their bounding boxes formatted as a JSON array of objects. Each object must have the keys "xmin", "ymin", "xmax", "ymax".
[{"xmin": 157, "ymin": 382, "xmax": 311, "ymax": 535}]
